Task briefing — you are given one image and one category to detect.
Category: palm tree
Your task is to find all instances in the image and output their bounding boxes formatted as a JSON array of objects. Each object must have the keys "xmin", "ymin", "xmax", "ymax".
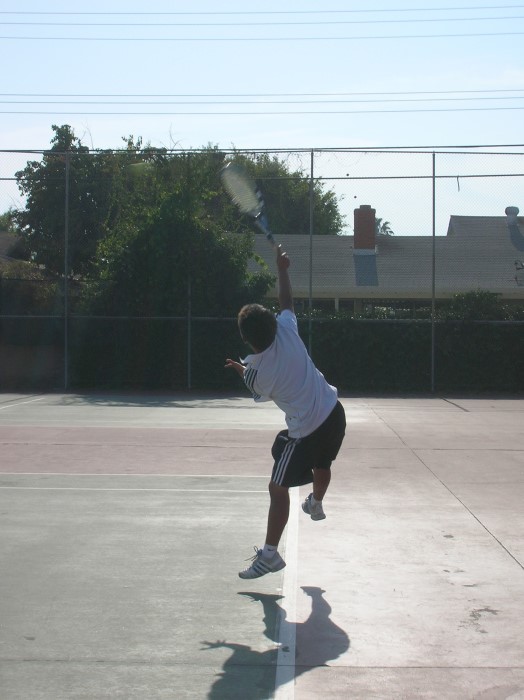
[{"xmin": 375, "ymin": 217, "xmax": 394, "ymax": 236}]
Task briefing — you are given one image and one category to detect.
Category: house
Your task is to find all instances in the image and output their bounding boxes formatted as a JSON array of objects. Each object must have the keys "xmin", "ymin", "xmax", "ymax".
[{"xmin": 250, "ymin": 205, "xmax": 524, "ymax": 313}]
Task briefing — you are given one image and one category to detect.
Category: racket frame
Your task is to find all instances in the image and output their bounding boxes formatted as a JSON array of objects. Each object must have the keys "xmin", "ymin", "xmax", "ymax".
[{"xmin": 220, "ymin": 162, "xmax": 277, "ymax": 248}]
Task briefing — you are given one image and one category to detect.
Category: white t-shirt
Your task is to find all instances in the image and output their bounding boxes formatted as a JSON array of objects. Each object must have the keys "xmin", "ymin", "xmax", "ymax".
[{"xmin": 242, "ymin": 309, "xmax": 338, "ymax": 438}]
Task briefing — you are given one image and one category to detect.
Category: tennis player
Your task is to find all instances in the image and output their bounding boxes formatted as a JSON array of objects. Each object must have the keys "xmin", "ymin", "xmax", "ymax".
[{"xmin": 225, "ymin": 245, "xmax": 346, "ymax": 579}]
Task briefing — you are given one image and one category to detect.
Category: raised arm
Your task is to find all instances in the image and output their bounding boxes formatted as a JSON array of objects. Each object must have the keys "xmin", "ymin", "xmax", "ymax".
[{"xmin": 277, "ymin": 246, "xmax": 293, "ymax": 312}]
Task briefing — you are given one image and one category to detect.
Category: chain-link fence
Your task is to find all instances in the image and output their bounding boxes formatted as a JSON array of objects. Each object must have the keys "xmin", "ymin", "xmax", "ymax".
[{"xmin": 1, "ymin": 147, "xmax": 523, "ymax": 393}]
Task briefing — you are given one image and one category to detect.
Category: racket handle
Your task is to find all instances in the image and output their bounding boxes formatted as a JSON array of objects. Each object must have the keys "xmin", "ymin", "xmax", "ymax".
[
  {"xmin": 266, "ymin": 232, "xmax": 277, "ymax": 248},
  {"xmin": 254, "ymin": 218, "xmax": 277, "ymax": 248}
]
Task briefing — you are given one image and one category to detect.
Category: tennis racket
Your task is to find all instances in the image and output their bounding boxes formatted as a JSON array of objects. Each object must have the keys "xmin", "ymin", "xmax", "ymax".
[{"xmin": 220, "ymin": 162, "xmax": 277, "ymax": 248}]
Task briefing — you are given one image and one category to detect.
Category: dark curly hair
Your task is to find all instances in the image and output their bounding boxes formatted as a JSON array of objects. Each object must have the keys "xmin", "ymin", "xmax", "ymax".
[{"xmin": 238, "ymin": 304, "xmax": 277, "ymax": 352}]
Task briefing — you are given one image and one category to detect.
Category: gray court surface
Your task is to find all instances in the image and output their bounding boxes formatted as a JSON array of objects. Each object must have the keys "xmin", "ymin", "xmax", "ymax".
[{"xmin": 0, "ymin": 392, "xmax": 523, "ymax": 700}]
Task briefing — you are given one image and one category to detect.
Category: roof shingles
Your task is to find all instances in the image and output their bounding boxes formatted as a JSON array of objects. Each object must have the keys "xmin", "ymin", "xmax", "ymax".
[{"xmin": 250, "ymin": 215, "xmax": 524, "ymax": 300}]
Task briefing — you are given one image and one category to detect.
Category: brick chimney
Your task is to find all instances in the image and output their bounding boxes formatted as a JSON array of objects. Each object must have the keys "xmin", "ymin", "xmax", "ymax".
[{"xmin": 353, "ymin": 204, "xmax": 376, "ymax": 255}]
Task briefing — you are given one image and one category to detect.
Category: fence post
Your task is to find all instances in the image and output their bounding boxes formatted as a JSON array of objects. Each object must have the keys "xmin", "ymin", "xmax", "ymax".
[
  {"xmin": 187, "ymin": 271, "xmax": 192, "ymax": 390},
  {"xmin": 64, "ymin": 151, "xmax": 70, "ymax": 391},
  {"xmin": 431, "ymin": 152, "xmax": 436, "ymax": 394},
  {"xmin": 186, "ymin": 152, "xmax": 192, "ymax": 390},
  {"xmin": 308, "ymin": 149, "xmax": 314, "ymax": 355}
]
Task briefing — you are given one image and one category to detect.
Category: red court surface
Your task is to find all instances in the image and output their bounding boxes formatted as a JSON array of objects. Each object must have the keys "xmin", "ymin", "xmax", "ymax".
[{"xmin": 1, "ymin": 392, "xmax": 524, "ymax": 699}]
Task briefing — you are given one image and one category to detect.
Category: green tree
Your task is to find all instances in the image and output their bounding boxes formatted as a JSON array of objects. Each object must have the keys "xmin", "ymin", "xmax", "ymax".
[
  {"xmin": 14, "ymin": 125, "xmax": 117, "ymax": 276},
  {"xmin": 0, "ymin": 207, "xmax": 15, "ymax": 232},
  {"xmin": 376, "ymin": 217, "xmax": 394, "ymax": 236},
  {"xmin": 439, "ymin": 290, "xmax": 511, "ymax": 320},
  {"xmin": 14, "ymin": 128, "xmax": 345, "ymax": 280},
  {"xmin": 230, "ymin": 152, "xmax": 344, "ymax": 237},
  {"xmin": 80, "ymin": 192, "xmax": 273, "ymax": 317},
  {"xmin": 0, "ymin": 208, "xmax": 30, "ymax": 260}
]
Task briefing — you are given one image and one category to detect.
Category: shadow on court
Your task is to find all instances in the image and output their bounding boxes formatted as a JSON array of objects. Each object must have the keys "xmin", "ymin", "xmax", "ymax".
[
  {"xmin": 58, "ymin": 391, "xmax": 246, "ymax": 408},
  {"xmin": 202, "ymin": 587, "xmax": 350, "ymax": 699}
]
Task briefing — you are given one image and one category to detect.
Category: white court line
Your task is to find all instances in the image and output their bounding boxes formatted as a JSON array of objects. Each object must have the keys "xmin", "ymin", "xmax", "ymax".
[
  {"xmin": 0, "ymin": 472, "xmax": 267, "ymax": 478},
  {"xmin": 0, "ymin": 486, "xmax": 267, "ymax": 493},
  {"xmin": 0, "ymin": 397, "xmax": 47, "ymax": 411},
  {"xmin": 275, "ymin": 488, "xmax": 298, "ymax": 700}
]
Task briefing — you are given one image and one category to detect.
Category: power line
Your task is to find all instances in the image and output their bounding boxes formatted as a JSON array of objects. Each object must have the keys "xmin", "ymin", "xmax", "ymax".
[
  {"xmin": 1, "ymin": 15, "xmax": 523, "ymax": 26},
  {"xmin": 1, "ymin": 106, "xmax": 523, "ymax": 115},
  {"xmin": 2, "ymin": 31, "xmax": 524, "ymax": 40},
  {"xmin": 1, "ymin": 89, "xmax": 523, "ymax": 98},
  {"xmin": 1, "ymin": 5, "xmax": 523, "ymax": 14},
  {"xmin": 2, "ymin": 97, "xmax": 523, "ymax": 106}
]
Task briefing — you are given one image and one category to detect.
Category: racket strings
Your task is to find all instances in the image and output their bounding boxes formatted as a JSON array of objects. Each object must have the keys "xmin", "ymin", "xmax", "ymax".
[
  {"xmin": 221, "ymin": 163, "xmax": 261, "ymax": 216},
  {"xmin": 220, "ymin": 161, "xmax": 276, "ymax": 247}
]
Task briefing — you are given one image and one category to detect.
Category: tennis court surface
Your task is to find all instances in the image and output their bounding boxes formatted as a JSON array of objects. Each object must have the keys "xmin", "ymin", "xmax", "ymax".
[{"xmin": 1, "ymin": 392, "xmax": 524, "ymax": 700}]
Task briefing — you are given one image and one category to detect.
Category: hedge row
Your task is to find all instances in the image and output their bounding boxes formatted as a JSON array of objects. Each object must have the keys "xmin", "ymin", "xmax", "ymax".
[{"xmin": 1, "ymin": 317, "xmax": 523, "ymax": 393}]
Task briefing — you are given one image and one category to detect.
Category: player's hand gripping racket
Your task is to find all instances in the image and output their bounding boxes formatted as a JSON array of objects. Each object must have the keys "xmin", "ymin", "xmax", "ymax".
[{"xmin": 220, "ymin": 162, "xmax": 277, "ymax": 248}]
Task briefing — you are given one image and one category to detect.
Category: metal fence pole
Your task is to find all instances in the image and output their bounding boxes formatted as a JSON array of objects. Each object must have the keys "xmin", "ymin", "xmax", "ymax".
[
  {"xmin": 64, "ymin": 151, "xmax": 70, "ymax": 391},
  {"xmin": 431, "ymin": 152, "xmax": 436, "ymax": 393},
  {"xmin": 308, "ymin": 149, "xmax": 314, "ymax": 355},
  {"xmin": 186, "ymin": 152, "xmax": 192, "ymax": 390},
  {"xmin": 187, "ymin": 271, "xmax": 192, "ymax": 390}
]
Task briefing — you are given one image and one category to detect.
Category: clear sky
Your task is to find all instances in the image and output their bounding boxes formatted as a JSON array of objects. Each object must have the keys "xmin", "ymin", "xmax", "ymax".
[{"xmin": 1, "ymin": 1, "xmax": 523, "ymax": 234}]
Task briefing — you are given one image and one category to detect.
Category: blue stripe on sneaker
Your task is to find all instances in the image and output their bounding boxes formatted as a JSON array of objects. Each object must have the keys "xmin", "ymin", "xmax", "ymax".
[{"xmin": 253, "ymin": 560, "xmax": 272, "ymax": 574}]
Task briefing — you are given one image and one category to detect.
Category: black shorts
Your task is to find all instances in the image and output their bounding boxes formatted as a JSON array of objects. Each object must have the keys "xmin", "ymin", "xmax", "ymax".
[{"xmin": 270, "ymin": 401, "xmax": 346, "ymax": 488}]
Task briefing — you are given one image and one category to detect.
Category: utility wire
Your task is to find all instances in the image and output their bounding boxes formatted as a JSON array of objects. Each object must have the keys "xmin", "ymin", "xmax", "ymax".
[
  {"xmin": 1, "ymin": 5, "xmax": 523, "ymax": 14},
  {"xmin": 1, "ymin": 107, "xmax": 523, "ymax": 115},
  {"xmin": 1, "ymin": 97, "xmax": 523, "ymax": 105},
  {"xmin": 1, "ymin": 15, "xmax": 523, "ymax": 26},
  {"xmin": 1, "ymin": 89, "xmax": 523, "ymax": 98},
  {"xmin": 2, "ymin": 31, "xmax": 524, "ymax": 40}
]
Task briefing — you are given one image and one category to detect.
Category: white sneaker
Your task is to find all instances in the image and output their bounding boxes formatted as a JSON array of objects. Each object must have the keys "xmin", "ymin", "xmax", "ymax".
[
  {"xmin": 302, "ymin": 493, "xmax": 326, "ymax": 521},
  {"xmin": 238, "ymin": 547, "xmax": 286, "ymax": 579}
]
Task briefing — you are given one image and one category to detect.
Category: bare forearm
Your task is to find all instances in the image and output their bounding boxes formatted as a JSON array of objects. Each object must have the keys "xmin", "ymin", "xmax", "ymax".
[
  {"xmin": 225, "ymin": 358, "xmax": 245, "ymax": 378},
  {"xmin": 278, "ymin": 267, "xmax": 293, "ymax": 311},
  {"xmin": 276, "ymin": 246, "xmax": 293, "ymax": 311}
]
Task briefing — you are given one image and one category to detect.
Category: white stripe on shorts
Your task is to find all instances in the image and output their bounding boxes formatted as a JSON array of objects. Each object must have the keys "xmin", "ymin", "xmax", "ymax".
[{"xmin": 273, "ymin": 438, "xmax": 300, "ymax": 485}]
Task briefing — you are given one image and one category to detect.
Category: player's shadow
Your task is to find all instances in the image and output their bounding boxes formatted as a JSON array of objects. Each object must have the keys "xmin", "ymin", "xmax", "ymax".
[{"xmin": 201, "ymin": 586, "xmax": 350, "ymax": 700}]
